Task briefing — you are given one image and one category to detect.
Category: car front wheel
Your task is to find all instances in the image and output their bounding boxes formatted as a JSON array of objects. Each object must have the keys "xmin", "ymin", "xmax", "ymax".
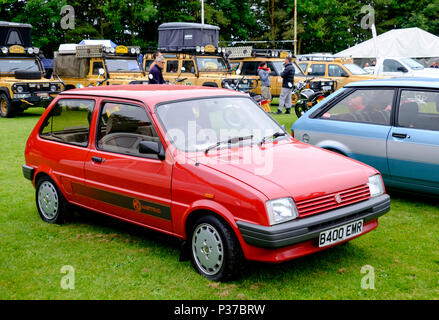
[
  {"xmin": 0, "ymin": 93, "xmax": 16, "ymax": 118},
  {"xmin": 190, "ymin": 215, "xmax": 244, "ymax": 281}
]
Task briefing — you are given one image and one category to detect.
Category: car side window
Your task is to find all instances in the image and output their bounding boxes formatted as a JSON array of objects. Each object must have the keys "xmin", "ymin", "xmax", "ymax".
[
  {"xmin": 182, "ymin": 60, "xmax": 195, "ymax": 73},
  {"xmin": 166, "ymin": 60, "xmax": 179, "ymax": 73},
  {"xmin": 308, "ymin": 64, "xmax": 326, "ymax": 76},
  {"xmin": 383, "ymin": 59, "xmax": 404, "ymax": 72},
  {"xmin": 97, "ymin": 102, "xmax": 161, "ymax": 159},
  {"xmin": 92, "ymin": 62, "xmax": 104, "ymax": 75},
  {"xmin": 40, "ymin": 99, "xmax": 95, "ymax": 146},
  {"xmin": 398, "ymin": 90, "xmax": 439, "ymax": 131},
  {"xmin": 298, "ymin": 63, "xmax": 308, "ymax": 73},
  {"xmin": 328, "ymin": 64, "xmax": 347, "ymax": 77},
  {"xmin": 266, "ymin": 62, "xmax": 278, "ymax": 76},
  {"xmin": 320, "ymin": 89, "xmax": 394, "ymax": 125},
  {"xmin": 144, "ymin": 59, "xmax": 153, "ymax": 72},
  {"xmin": 241, "ymin": 62, "xmax": 258, "ymax": 76}
]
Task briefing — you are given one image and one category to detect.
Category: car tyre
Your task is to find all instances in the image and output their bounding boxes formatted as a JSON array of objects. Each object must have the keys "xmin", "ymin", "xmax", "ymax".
[
  {"xmin": 190, "ymin": 215, "xmax": 245, "ymax": 281},
  {"xmin": 0, "ymin": 93, "xmax": 16, "ymax": 118},
  {"xmin": 294, "ymin": 102, "xmax": 309, "ymax": 118},
  {"xmin": 35, "ymin": 176, "xmax": 68, "ymax": 224}
]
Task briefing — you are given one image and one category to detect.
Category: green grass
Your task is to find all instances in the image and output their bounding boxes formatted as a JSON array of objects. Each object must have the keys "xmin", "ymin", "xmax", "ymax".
[{"xmin": 0, "ymin": 107, "xmax": 438, "ymax": 300}]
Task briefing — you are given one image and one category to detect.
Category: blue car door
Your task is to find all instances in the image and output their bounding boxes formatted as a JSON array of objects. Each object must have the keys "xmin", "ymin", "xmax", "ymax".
[{"xmin": 387, "ymin": 88, "xmax": 439, "ymax": 191}]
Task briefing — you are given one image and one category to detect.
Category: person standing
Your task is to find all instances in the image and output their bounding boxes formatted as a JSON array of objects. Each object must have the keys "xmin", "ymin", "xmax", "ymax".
[
  {"xmin": 277, "ymin": 56, "xmax": 295, "ymax": 114},
  {"xmin": 258, "ymin": 62, "xmax": 272, "ymax": 110},
  {"xmin": 148, "ymin": 55, "xmax": 166, "ymax": 84}
]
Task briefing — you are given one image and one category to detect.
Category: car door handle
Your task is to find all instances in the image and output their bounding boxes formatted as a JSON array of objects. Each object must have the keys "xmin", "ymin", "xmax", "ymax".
[
  {"xmin": 392, "ymin": 132, "xmax": 409, "ymax": 139},
  {"xmin": 91, "ymin": 156, "xmax": 104, "ymax": 163}
]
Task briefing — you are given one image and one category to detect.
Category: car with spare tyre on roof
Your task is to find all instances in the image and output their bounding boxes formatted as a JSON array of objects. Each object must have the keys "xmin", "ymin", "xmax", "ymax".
[
  {"xmin": 54, "ymin": 40, "xmax": 148, "ymax": 90},
  {"xmin": 227, "ymin": 47, "xmax": 336, "ymax": 100},
  {"xmin": 143, "ymin": 22, "xmax": 256, "ymax": 91},
  {"xmin": 23, "ymin": 84, "xmax": 390, "ymax": 281},
  {"xmin": 0, "ymin": 21, "xmax": 63, "ymax": 118}
]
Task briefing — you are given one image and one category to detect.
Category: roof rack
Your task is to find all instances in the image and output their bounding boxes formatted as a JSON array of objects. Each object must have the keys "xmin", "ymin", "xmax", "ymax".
[
  {"xmin": 58, "ymin": 43, "xmax": 140, "ymax": 57},
  {"xmin": 297, "ymin": 54, "xmax": 353, "ymax": 63},
  {"xmin": 226, "ymin": 46, "xmax": 294, "ymax": 59}
]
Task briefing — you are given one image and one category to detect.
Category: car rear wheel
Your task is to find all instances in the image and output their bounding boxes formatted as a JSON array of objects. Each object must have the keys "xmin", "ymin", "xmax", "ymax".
[
  {"xmin": 36, "ymin": 176, "xmax": 68, "ymax": 224},
  {"xmin": 0, "ymin": 93, "xmax": 16, "ymax": 118},
  {"xmin": 190, "ymin": 215, "xmax": 244, "ymax": 281}
]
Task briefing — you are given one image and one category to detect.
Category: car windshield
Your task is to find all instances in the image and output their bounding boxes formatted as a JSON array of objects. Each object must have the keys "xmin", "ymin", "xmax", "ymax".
[
  {"xmin": 196, "ymin": 57, "xmax": 228, "ymax": 71},
  {"xmin": 401, "ymin": 58, "xmax": 424, "ymax": 70},
  {"xmin": 155, "ymin": 97, "xmax": 285, "ymax": 152},
  {"xmin": 272, "ymin": 61, "xmax": 304, "ymax": 76},
  {"xmin": 105, "ymin": 58, "xmax": 142, "ymax": 72},
  {"xmin": 344, "ymin": 63, "xmax": 369, "ymax": 75},
  {"xmin": 0, "ymin": 58, "xmax": 41, "ymax": 73}
]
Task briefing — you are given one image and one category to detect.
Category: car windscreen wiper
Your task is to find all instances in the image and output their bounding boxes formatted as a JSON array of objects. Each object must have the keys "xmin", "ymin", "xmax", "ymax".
[
  {"xmin": 205, "ymin": 135, "xmax": 254, "ymax": 155},
  {"xmin": 259, "ymin": 132, "xmax": 287, "ymax": 145}
]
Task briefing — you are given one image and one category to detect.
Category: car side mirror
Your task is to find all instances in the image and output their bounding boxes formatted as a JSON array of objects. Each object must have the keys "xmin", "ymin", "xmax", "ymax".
[
  {"xmin": 341, "ymin": 72, "xmax": 349, "ymax": 77},
  {"xmin": 98, "ymin": 68, "xmax": 105, "ymax": 76},
  {"xmin": 397, "ymin": 66, "xmax": 408, "ymax": 73},
  {"xmin": 139, "ymin": 141, "xmax": 165, "ymax": 160}
]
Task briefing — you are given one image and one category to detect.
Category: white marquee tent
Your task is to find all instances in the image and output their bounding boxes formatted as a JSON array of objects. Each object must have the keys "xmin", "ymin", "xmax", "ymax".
[{"xmin": 335, "ymin": 27, "xmax": 439, "ymax": 58}]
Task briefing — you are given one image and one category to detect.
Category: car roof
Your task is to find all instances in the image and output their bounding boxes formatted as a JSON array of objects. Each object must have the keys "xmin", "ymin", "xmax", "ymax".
[
  {"xmin": 345, "ymin": 78, "xmax": 439, "ymax": 89},
  {"xmin": 61, "ymin": 85, "xmax": 246, "ymax": 109}
]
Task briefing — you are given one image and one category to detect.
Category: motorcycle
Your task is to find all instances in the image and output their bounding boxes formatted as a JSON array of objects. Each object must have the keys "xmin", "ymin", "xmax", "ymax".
[
  {"xmin": 293, "ymin": 78, "xmax": 325, "ymax": 118},
  {"xmin": 223, "ymin": 76, "xmax": 271, "ymax": 112}
]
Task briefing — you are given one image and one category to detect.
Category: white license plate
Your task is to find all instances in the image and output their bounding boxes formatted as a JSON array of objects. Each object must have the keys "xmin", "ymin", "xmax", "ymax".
[
  {"xmin": 318, "ymin": 219, "xmax": 363, "ymax": 247},
  {"xmin": 322, "ymin": 86, "xmax": 331, "ymax": 91}
]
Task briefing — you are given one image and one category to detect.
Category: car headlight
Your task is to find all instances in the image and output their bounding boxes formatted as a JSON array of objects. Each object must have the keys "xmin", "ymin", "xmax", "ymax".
[
  {"xmin": 16, "ymin": 86, "xmax": 24, "ymax": 93},
  {"xmin": 130, "ymin": 47, "xmax": 136, "ymax": 55},
  {"xmin": 27, "ymin": 47, "xmax": 34, "ymax": 55},
  {"xmin": 50, "ymin": 85, "xmax": 57, "ymax": 92},
  {"xmin": 1, "ymin": 47, "xmax": 8, "ymax": 54},
  {"xmin": 33, "ymin": 47, "xmax": 40, "ymax": 55},
  {"xmin": 266, "ymin": 197, "xmax": 299, "ymax": 225},
  {"xmin": 368, "ymin": 174, "xmax": 384, "ymax": 197}
]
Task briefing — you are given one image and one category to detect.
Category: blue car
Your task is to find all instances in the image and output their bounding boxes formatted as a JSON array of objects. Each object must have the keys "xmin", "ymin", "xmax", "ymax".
[{"xmin": 292, "ymin": 78, "xmax": 439, "ymax": 195}]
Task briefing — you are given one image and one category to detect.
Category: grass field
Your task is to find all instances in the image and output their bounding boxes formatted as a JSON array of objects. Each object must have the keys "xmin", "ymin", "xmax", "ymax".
[{"xmin": 1, "ymin": 105, "xmax": 438, "ymax": 300}]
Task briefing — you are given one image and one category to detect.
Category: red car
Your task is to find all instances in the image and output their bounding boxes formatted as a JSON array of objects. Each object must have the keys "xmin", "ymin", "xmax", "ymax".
[{"xmin": 23, "ymin": 85, "xmax": 390, "ymax": 281}]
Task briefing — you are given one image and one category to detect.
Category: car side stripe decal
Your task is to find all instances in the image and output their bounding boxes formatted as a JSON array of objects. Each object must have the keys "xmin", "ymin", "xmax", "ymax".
[{"xmin": 72, "ymin": 182, "xmax": 171, "ymax": 220}]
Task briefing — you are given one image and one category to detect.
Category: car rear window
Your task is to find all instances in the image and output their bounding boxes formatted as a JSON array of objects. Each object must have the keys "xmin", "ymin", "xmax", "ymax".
[
  {"xmin": 398, "ymin": 90, "xmax": 439, "ymax": 131},
  {"xmin": 40, "ymin": 99, "xmax": 95, "ymax": 147}
]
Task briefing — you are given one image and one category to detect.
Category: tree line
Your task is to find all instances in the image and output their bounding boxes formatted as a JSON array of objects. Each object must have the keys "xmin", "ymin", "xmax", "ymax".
[{"xmin": 1, "ymin": 0, "xmax": 438, "ymax": 57}]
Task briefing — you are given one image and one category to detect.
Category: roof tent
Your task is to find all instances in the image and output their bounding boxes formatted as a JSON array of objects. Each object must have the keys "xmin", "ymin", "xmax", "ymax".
[
  {"xmin": 158, "ymin": 22, "xmax": 220, "ymax": 51},
  {"xmin": 0, "ymin": 21, "xmax": 32, "ymax": 47}
]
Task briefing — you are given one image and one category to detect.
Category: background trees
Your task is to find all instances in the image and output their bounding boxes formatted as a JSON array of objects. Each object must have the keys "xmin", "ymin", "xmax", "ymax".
[{"xmin": 0, "ymin": 0, "xmax": 437, "ymax": 57}]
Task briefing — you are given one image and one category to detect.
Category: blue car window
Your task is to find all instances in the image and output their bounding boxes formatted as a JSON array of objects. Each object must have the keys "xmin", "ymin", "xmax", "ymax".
[
  {"xmin": 320, "ymin": 89, "xmax": 394, "ymax": 126},
  {"xmin": 398, "ymin": 90, "xmax": 439, "ymax": 131}
]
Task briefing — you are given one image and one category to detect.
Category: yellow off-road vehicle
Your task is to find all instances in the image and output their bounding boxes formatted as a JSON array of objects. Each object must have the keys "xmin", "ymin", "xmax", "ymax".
[
  {"xmin": 0, "ymin": 21, "xmax": 63, "ymax": 118},
  {"xmin": 228, "ymin": 48, "xmax": 336, "ymax": 99},
  {"xmin": 54, "ymin": 41, "xmax": 148, "ymax": 90},
  {"xmin": 297, "ymin": 55, "xmax": 383, "ymax": 90},
  {"xmin": 144, "ymin": 23, "xmax": 255, "ymax": 90}
]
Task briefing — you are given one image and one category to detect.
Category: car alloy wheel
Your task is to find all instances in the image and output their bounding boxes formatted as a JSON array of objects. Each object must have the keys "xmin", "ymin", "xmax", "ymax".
[{"xmin": 192, "ymin": 222, "xmax": 224, "ymax": 276}]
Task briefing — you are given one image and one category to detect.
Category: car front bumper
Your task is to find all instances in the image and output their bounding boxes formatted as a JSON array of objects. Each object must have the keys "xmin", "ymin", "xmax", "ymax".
[{"xmin": 237, "ymin": 194, "xmax": 390, "ymax": 249}]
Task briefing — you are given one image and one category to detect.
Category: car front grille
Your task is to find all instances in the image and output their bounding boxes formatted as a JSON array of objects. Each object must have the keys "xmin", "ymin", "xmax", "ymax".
[{"xmin": 296, "ymin": 184, "xmax": 371, "ymax": 217}]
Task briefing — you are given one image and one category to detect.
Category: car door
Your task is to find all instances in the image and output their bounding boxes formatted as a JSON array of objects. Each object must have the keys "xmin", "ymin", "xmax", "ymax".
[
  {"xmin": 381, "ymin": 59, "xmax": 408, "ymax": 77},
  {"xmin": 298, "ymin": 88, "xmax": 394, "ymax": 178},
  {"xmin": 84, "ymin": 99, "xmax": 173, "ymax": 232},
  {"xmin": 387, "ymin": 88, "xmax": 439, "ymax": 190},
  {"xmin": 38, "ymin": 98, "xmax": 96, "ymax": 205},
  {"xmin": 328, "ymin": 64, "xmax": 350, "ymax": 89}
]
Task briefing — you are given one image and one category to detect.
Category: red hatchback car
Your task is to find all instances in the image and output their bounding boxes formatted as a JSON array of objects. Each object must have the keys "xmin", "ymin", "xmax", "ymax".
[{"xmin": 23, "ymin": 85, "xmax": 390, "ymax": 281}]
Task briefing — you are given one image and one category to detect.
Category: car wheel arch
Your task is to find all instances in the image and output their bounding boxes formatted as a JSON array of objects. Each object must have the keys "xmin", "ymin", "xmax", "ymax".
[
  {"xmin": 316, "ymin": 140, "xmax": 351, "ymax": 157},
  {"xmin": 34, "ymin": 169, "xmax": 69, "ymax": 201}
]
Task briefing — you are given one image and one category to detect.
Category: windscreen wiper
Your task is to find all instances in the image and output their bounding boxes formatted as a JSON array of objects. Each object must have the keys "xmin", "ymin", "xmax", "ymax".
[
  {"xmin": 205, "ymin": 135, "xmax": 254, "ymax": 155},
  {"xmin": 259, "ymin": 132, "xmax": 287, "ymax": 145}
]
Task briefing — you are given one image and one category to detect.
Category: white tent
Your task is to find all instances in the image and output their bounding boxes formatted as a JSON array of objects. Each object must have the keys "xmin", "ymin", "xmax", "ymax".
[{"xmin": 335, "ymin": 27, "xmax": 439, "ymax": 58}]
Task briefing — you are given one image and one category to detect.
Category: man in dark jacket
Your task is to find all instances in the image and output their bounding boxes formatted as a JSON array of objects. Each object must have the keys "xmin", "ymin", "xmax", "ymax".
[
  {"xmin": 277, "ymin": 56, "xmax": 295, "ymax": 114},
  {"xmin": 148, "ymin": 55, "xmax": 166, "ymax": 84}
]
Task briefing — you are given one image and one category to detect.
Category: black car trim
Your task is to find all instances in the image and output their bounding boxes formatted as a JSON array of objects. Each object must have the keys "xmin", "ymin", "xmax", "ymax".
[
  {"xmin": 237, "ymin": 194, "xmax": 390, "ymax": 248},
  {"xmin": 22, "ymin": 164, "xmax": 34, "ymax": 181}
]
